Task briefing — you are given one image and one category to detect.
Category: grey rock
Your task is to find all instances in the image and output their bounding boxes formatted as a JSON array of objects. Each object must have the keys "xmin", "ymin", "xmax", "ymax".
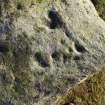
[{"xmin": 0, "ymin": 0, "xmax": 105, "ymax": 105}]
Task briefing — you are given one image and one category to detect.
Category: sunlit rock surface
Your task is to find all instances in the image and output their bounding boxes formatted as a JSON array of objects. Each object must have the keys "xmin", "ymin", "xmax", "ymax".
[{"xmin": 0, "ymin": 0, "xmax": 105, "ymax": 105}]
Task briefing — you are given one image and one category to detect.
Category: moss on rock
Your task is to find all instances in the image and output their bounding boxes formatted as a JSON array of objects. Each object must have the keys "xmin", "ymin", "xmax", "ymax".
[
  {"xmin": 91, "ymin": 0, "xmax": 105, "ymax": 20},
  {"xmin": 55, "ymin": 67, "xmax": 105, "ymax": 105},
  {"xmin": 0, "ymin": 0, "xmax": 105, "ymax": 105}
]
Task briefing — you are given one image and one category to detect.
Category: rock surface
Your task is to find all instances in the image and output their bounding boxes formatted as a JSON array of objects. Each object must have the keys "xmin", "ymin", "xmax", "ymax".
[
  {"xmin": 0, "ymin": 0, "xmax": 105, "ymax": 105},
  {"xmin": 54, "ymin": 67, "xmax": 105, "ymax": 105}
]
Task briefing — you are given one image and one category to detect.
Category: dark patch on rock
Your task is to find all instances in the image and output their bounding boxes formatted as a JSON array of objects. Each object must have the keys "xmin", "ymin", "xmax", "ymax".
[
  {"xmin": 63, "ymin": 53, "xmax": 71, "ymax": 64},
  {"xmin": 61, "ymin": 39, "xmax": 66, "ymax": 45},
  {"xmin": 0, "ymin": 42, "xmax": 9, "ymax": 53},
  {"xmin": 35, "ymin": 52, "xmax": 50, "ymax": 67},
  {"xmin": 74, "ymin": 41, "xmax": 86, "ymax": 53},
  {"xmin": 0, "ymin": 100, "xmax": 15, "ymax": 105},
  {"xmin": 63, "ymin": 103, "xmax": 69, "ymax": 105},
  {"xmin": 0, "ymin": 23, "xmax": 10, "ymax": 34},
  {"xmin": 52, "ymin": 50, "xmax": 61, "ymax": 61},
  {"xmin": 48, "ymin": 9, "xmax": 77, "ymax": 43},
  {"xmin": 48, "ymin": 9, "xmax": 63, "ymax": 29},
  {"xmin": 17, "ymin": 3, "xmax": 24, "ymax": 10},
  {"xmin": 74, "ymin": 56, "xmax": 80, "ymax": 61},
  {"xmin": 91, "ymin": 0, "xmax": 99, "ymax": 6},
  {"xmin": 61, "ymin": 0, "xmax": 69, "ymax": 5},
  {"xmin": 69, "ymin": 47, "xmax": 73, "ymax": 53},
  {"xmin": 65, "ymin": 32, "xmax": 76, "ymax": 41}
]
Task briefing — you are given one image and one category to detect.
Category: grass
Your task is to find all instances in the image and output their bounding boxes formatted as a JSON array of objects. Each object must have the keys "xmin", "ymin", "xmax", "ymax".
[
  {"xmin": 54, "ymin": 67, "xmax": 105, "ymax": 105},
  {"xmin": 91, "ymin": 0, "xmax": 105, "ymax": 20}
]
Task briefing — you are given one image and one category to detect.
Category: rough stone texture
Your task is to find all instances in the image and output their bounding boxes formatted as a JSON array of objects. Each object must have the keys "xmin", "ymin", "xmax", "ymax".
[
  {"xmin": 0, "ymin": 0, "xmax": 105, "ymax": 105},
  {"xmin": 54, "ymin": 67, "xmax": 105, "ymax": 105}
]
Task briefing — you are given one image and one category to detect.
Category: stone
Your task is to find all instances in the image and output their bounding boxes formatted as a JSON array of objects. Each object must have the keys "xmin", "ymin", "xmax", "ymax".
[{"xmin": 0, "ymin": 0, "xmax": 105, "ymax": 105}]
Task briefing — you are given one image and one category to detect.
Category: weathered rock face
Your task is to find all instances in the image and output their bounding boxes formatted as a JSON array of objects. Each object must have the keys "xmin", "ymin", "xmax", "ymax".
[
  {"xmin": 0, "ymin": 0, "xmax": 105, "ymax": 105},
  {"xmin": 54, "ymin": 67, "xmax": 105, "ymax": 105}
]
